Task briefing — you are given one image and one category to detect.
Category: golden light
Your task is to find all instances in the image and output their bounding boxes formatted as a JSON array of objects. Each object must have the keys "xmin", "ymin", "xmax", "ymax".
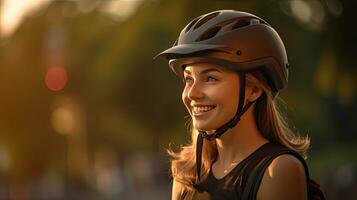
[
  {"xmin": 289, "ymin": 0, "xmax": 326, "ymax": 31},
  {"xmin": 50, "ymin": 95, "xmax": 77, "ymax": 135},
  {"xmin": 0, "ymin": 0, "xmax": 52, "ymax": 38},
  {"xmin": 100, "ymin": 0, "xmax": 144, "ymax": 21},
  {"xmin": 0, "ymin": 146, "xmax": 11, "ymax": 172},
  {"xmin": 51, "ymin": 106, "xmax": 75, "ymax": 135},
  {"xmin": 290, "ymin": 0, "xmax": 312, "ymax": 24}
]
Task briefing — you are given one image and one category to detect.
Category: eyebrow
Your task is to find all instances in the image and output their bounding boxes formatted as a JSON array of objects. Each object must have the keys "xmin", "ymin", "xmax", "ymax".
[{"xmin": 183, "ymin": 68, "xmax": 222, "ymax": 75}]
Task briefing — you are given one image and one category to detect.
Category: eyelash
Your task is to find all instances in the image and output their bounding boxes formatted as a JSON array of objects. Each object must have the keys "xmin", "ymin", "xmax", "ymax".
[
  {"xmin": 206, "ymin": 76, "xmax": 217, "ymax": 81},
  {"xmin": 182, "ymin": 76, "xmax": 217, "ymax": 84}
]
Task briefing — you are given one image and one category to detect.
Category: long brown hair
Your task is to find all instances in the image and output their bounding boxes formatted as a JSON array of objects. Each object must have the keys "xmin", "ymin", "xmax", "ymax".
[{"xmin": 167, "ymin": 70, "xmax": 310, "ymax": 192}]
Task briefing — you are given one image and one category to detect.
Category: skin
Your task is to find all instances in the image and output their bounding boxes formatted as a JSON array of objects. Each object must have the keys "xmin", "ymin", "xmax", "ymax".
[{"xmin": 172, "ymin": 63, "xmax": 307, "ymax": 200}]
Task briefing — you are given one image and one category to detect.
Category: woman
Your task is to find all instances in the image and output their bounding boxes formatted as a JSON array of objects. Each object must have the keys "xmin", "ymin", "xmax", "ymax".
[{"xmin": 156, "ymin": 10, "xmax": 319, "ymax": 200}]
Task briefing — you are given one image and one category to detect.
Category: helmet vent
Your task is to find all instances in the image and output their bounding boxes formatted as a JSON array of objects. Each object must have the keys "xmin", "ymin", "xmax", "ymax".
[
  {"xmin": 196, "ymin": 26, "xmax": 221, "ymax": 42},
  {"xmin": 231, "ymin": 19, "xmax": 251, "ymax": 30},
  {"xmin": 185, "ymin": 18, "xmax": 199, "ymax": 32},
  {"xmin": 193, "ymin": 12, "xmax": 220, "ymax": 30}
]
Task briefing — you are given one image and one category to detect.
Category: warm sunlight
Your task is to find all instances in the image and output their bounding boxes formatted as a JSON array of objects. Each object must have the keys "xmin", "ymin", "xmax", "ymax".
[{"xmin": 0, "ymin": 0, "xmax": 52, "ymax": 37}]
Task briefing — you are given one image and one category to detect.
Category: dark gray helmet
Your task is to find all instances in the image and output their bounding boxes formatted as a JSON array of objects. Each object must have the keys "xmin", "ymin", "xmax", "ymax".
[
  {"xmin": 156, "ymin": 10, "xmax": 290, "ymax": 188},
  {"xmin": 156, "ymin": 10, "xmax": 289, "ymax": 96}
]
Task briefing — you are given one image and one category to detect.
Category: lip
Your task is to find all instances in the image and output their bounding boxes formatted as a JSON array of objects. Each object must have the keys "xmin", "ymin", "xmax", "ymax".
[{"xmin": 191, "ymin": 105, "xmax": 216, "ymax": 117}]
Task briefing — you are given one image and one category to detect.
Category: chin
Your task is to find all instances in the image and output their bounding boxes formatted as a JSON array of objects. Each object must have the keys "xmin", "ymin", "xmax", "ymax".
[{"xmin": 193, "ymin": 121, "xmax": 217, "ymax": 132}]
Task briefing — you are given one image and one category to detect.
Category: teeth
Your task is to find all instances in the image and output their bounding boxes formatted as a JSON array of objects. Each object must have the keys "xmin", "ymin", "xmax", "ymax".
[{"xmin": 193, "ymin": 106, "xmax": 215, "ymax": 113}]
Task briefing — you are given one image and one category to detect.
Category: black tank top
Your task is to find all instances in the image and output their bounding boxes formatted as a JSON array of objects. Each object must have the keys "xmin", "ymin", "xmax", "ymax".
[{"xmin": 182, "ymin": 142, "xmax": 292, "ymax": 200}]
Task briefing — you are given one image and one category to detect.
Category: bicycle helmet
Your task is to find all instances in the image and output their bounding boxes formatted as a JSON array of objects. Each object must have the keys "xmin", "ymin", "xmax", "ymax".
[{"xmin": 155, "ymin": 10, "xmax": 289, "ymax": 188}]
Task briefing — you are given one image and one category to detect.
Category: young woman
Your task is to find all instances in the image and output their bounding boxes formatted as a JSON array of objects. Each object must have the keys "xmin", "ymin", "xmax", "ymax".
[{"xmin": 156, "ymin": 10, "xmax": 321, "ymax": 200}]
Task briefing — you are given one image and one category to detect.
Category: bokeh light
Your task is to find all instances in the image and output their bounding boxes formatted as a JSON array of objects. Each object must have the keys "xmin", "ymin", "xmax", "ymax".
[
  {"xmin": 45, "ymin": 66, "xmax": 68, "ymax": 91},
  {"xmin": 0, "ymin": 147, "xmax": 11, "ymax": 172},
  {"xmin": 289, "ymin": 0, "xmax": 325, "ymax": 31},
  {"xmin": 51, "ymin": 106, "xmax": 74, "ymax": 135}
]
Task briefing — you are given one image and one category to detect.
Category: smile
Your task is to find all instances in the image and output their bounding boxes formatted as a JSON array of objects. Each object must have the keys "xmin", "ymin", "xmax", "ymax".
[{"xmin": 192, "ymin": 105, "xmax": 216, "ymax": 116}]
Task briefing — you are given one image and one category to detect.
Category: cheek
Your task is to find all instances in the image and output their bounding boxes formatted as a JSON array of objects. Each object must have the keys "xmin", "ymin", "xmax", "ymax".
[
  {"xmin": 182, "ymin": 89, "xmax": 190, "ymax": 110},
  {"xmin": 215, "ymin": 84, "xmax": 239, "ymax": 112}
]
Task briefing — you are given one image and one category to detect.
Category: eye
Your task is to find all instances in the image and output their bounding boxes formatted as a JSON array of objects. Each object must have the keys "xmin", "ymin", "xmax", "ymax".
[{"xmin": 206, "ymin": 76, "xmax": 217, "ymax": 82}]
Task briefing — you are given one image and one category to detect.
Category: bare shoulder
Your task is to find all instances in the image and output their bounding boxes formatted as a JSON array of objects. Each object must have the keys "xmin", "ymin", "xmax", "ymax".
[
  {"xmin": 257, "ymin": 154, "xmax": 308, "ymax": 200},
  {"xmin": 172, "ymin": 179, "xmax": 184, "ymax": 200}
]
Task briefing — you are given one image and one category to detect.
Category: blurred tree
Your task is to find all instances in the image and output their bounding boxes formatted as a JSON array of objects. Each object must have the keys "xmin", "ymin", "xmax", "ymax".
[{"xmin": 0, "ymin": 0, "xmax": 355, "ymax": 199}]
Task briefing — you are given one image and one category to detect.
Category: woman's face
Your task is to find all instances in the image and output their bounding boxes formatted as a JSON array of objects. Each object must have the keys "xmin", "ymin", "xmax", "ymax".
[{"xmin": 182, "ymin": 63, "xmax": 240, "ymax": 132}]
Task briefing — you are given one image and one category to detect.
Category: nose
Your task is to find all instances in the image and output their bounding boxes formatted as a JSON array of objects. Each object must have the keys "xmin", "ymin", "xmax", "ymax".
[{"xmin": 186, "ymin": 82, "xmax": 204, "ymax": 100}]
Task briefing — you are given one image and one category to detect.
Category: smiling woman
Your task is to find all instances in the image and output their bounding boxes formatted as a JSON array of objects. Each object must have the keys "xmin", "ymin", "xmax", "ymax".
[
  {"xmin": 156, "ymin": 10, "xmax": 325, "ymax": 200},
  {"xmin": 182, "ymin": 64, "xmax": 240, "ymax": 132}
]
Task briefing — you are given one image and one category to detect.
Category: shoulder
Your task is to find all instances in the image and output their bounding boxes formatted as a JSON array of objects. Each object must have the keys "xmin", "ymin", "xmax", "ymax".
[
  {"xmin": 172, "ymin": 179, "xmax": 204, "ymax": 200},
  {"xmin": 172, "ymin": 179, "xmax": 184, "ymax": 200},
  {"xmin": 257, "ymin": 154, "xmax": 308, "ymax": 200}
]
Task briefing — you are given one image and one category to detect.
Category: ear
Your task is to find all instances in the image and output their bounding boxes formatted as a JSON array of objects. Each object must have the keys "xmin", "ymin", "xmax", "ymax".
[{"xmin": 245, "ymin": 74, "xmax": 263, "ymax": 102}]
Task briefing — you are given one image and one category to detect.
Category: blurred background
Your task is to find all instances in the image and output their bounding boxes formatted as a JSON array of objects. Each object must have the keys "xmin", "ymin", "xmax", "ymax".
[{"xmin": 0, "ymin": 0, "xmax": 356, "ymax": 199}]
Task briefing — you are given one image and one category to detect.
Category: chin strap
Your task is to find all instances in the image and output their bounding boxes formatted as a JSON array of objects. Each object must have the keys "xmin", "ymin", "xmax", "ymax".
[{"xmin": 194, "ymin": 72, "xmax": 256, "ymax": 190}]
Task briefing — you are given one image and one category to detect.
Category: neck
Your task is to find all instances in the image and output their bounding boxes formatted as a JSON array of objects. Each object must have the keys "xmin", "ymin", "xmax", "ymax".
[{"xmin": 213, "ymin": 106, "xmax": 268, "ymax": 167}]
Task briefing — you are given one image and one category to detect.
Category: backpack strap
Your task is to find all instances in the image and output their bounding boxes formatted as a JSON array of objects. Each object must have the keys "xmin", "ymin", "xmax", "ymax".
[{"xmin": 241, "ymin": 148, "xmax": 324, "ymax": 200}]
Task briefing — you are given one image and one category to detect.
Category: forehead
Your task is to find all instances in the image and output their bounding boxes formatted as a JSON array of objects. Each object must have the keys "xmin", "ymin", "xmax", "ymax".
[{"xmin": 183, "ymin": 63, "xmax": 231, "ymax": 74}]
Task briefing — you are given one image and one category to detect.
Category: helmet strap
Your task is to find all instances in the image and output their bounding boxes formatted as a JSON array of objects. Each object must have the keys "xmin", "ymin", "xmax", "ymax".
[{"xmin": 194, "ymin": 72, "xmax": 256, "ymax": 188}]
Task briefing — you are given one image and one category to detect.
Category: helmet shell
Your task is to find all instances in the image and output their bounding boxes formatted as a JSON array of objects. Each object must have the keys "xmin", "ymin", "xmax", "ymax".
[{"xmin": 156, "ymin": 10, "xmax": 289, "ymax": 96}]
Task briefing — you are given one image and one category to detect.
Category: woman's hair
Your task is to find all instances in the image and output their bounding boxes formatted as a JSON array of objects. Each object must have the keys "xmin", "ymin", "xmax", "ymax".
[{"xmin": 167, "ymin": 70, "xmax": 310, "ymax": 192}]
